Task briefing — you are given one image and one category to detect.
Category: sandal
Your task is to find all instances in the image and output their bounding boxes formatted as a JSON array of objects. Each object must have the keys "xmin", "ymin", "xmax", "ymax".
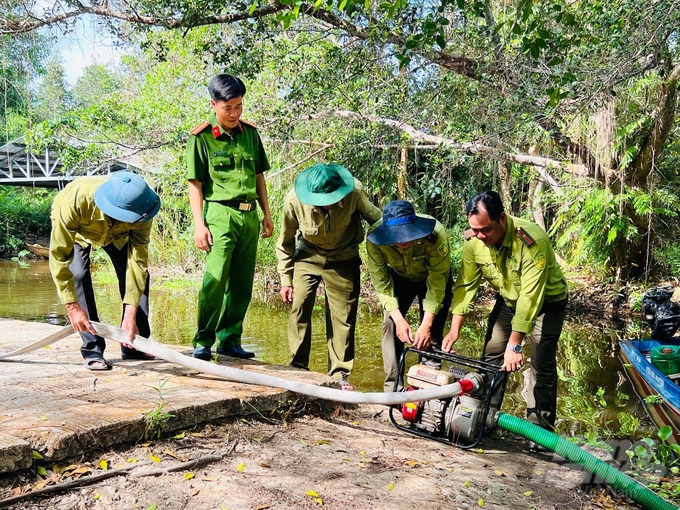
[
  {"xmin": 331, "ymin": 374, "xmax": 355, "ymax": 391},
  {"xmin": 84, "ymin": 357, "xmax": 112, "ymax": 371}
]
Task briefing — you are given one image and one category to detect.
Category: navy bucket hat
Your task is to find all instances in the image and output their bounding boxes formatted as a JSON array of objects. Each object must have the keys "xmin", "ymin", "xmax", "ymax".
[
  {"xmin": 367, "ymin": 200, "xmax": 436, "ymax": 245},
  {"xmin": 295, "ymin": 163, "xmax": 355, "ymax": 206},
  {"xmin": 94, "ymin": 172, "xmax": 161, "ymax": 223}
]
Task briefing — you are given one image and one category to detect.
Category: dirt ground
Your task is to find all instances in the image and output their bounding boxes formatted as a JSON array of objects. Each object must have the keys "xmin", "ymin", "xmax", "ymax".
[{"xmin": 0, "ymin": 401, "xmax": 646, "ymax": 510}]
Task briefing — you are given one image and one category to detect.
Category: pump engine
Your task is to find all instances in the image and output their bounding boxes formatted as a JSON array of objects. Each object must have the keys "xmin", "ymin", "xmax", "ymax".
[
  {"xmin": 641, "ymin": 286, "xmax": 680, "ymax": 339},
  {"xmin": 389, "ymin": 349, "xmax": 505, "ymax": 448}
]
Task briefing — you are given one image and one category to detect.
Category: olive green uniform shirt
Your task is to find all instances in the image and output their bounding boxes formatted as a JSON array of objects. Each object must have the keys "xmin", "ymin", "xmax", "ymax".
[
  {"xmin": 49, "ymin": 177, "xmax": 152, "ymax": 307},
  {"xmin": 452, "ymin": 215, "xmax": 568, "ymax": 334},
  {"xmin": 366, "ymin": 217, "xmax": 451, "ymax": 314},
  {"xmin": 276, "ymin": 180, "xmax": 381, "ymax": 287},
  {"xmin": 185, "ymin": 115, "xmax": 270, "ymax": 202}
]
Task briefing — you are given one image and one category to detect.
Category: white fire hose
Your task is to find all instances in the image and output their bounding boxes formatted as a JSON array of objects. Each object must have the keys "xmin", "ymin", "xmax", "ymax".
[{"xmin": 0, "ymin": 322, "xmax": 475, "ymax": 405}]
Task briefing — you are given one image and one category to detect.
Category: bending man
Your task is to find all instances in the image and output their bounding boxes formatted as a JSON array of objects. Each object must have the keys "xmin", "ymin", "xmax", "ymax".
[
  {"xmin": 49, "ymin": 171, "xmax": 161, "ymax": 371},
  {"xmin": 276, "ymin": 163, "xmax": 381, "ymax": 388},
  {"xmin": 442, "ymin": 191, "xmax": 568, "ymax": 434},
  {"xmin": 366, "ymin": 200, "xmax": 452, "ymax": 392}
]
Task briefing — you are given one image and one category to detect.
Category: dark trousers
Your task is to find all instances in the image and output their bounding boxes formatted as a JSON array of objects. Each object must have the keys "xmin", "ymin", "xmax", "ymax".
[
  {"xmin": 382, "ymin": 270, "xmax": 453, "ymax": 391},
  {"xmin": 483, "ymin": 296, "xmax": 567, "ymax": 430},
  {"xmin": 70, "ymin": 243, "xmax": 151, "ymax": 360}
]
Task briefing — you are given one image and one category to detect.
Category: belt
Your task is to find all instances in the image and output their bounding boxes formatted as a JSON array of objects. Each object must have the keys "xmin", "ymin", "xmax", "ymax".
[{"xmin": 217, "ymin": 200, "xmax": 257, "ymax": 212}]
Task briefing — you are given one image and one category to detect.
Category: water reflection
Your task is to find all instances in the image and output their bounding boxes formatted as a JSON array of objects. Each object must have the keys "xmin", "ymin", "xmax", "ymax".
[
  {"xmin": 0, "ymin": 259, "xmax": 65, "ymax": 324},
  {"xmin": 1, "ymin": 259, "xmax": 655, "ymax": 441}
]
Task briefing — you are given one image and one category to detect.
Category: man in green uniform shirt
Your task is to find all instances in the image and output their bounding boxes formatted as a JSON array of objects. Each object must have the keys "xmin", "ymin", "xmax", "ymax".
[
  {"xmin": 49, "ymin": 171, "xmax": 161, "ymax": 370},
  {"xmin": 442, "ymin": 191, "xmax": 568, "ymax": 439},
  {"xmin": 186, "ymin": 74, "xmax": 273, "ymax": 360},
  {"xmin": 276, "ymin": 163, "xmax": 381, "ymax": 387},
  {"xmin": 366, "ymin": 200, "xmax": 452, "ymax": 392}
]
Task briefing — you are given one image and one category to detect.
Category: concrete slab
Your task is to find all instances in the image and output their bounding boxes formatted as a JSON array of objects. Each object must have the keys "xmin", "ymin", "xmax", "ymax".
[
  {"xmin": 0, "ymin": 319, "xmax": 335, "ymax": 473},
  {"xmin": 0, "ymin": 433, "xmax": 31, "ymax": 472}
]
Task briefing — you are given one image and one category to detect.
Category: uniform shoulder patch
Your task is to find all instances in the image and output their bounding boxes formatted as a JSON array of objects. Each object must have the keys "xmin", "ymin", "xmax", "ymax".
[
  {"xmin": 463, "ymin": 229, "xmax": 475, "ymax": 241},
  {"xmin": 240, "ymin": 119, "xmax": 258, "ymax": 129},
  {"xmin": 534, "ymin": 252, "xmax": 547, "ymax": 270},
  {"xmin": 515, "ymin": 227, "xmax": 535, "ymax": 247},
  {"xmin": 438, "ymin": 240, "xmax": 449, "ymax": 257},
  {"xmin": 190, "ymin": 121, "xmax": 211, "ymax": 136}
]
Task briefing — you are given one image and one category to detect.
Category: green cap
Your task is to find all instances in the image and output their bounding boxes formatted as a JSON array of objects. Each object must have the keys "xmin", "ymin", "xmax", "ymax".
[{"xmin": 294, "ymin": 163, "xmax": 355, "ymax": 206}]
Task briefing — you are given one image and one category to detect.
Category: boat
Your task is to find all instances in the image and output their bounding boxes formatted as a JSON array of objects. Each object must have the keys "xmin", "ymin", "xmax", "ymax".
[
  {"xmin": 619, "ymin": 338, "xmax": 680, "ymax": 445},
  {"xmin": 25, "ymin": 243, "xmax": 49, "ymax": 258},
  {"xmin": 618, "ymin": 286, "xmax": 680, "ymax": 444}
]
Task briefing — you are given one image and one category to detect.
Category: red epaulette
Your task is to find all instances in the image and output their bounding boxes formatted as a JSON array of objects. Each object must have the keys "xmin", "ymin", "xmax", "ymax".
[
  {"xmin": 426, "ymin": 232, "xmax": 438, "ymax": 244},
  {"xmin": 240, "ymin": 119, "xmax": 258, "ymax": 129},
  {"xmin": 190, "ymin": 121, "xmax": 211, "ymax": 135},
  {"xmin": 463, "ymin": 229, "xmax": 475, "ymax": 241},
  {"xmin": 515, "ymin": 227, "xmax": 535, "ymax": 247}
]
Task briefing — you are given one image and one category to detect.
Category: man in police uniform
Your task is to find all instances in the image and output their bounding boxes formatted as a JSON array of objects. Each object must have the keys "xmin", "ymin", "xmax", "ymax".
[
  {"xmin": 187, "ymin": 74, "xmax": 273, "ymax": 361},
  {"xmin": 442, "ymin": 191, "xmax": 568, "ymax": 437},
  {"xmin": 49, "ymin": 171, "xmax": 161, "ymax": 370},
  {"xmin": 366, "ymin": 200, "xmax": 452, "ymax": 392},
  {"xmin": 276, "ymin": 163, "xmax": 381, "ymax": 387}
]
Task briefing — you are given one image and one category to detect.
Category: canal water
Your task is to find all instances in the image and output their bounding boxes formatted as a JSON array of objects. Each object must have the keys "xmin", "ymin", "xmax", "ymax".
[{"xmin": 0, "ymin": 259, "xmax": 656, "ymax": 442}]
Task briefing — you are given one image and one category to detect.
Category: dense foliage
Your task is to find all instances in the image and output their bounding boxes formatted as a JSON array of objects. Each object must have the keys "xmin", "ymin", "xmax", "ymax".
[
  {"xmin": 1, "ymin": 0, "xmax": 680, "ymax": 283},
  {"xmin": 0, "ymin": 187, "xmax": 53, "ymax": 256}
]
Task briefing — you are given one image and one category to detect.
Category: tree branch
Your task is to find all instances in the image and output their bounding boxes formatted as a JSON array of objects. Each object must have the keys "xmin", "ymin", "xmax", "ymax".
[
  {"xmin": 629, "ymin": 61, "xmax": 680, "ymax": 186},
  {"xmin": 0, "ymin": 1, "xmax": 286, "ymax": 34},
  {"xmin": 304, "ymin": 6, "xmax": 479, "ymax": 78},
  {"xmin": 316, "ymin": 109, "xmax": 589, "ymax": 176}
]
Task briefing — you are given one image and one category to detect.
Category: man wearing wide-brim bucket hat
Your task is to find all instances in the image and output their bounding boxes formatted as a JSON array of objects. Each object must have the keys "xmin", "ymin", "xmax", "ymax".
[
  {"xmin": 49, "ymin": 171, "xmax": 161, "ymax": 371},
  {"xmin": 276, "ymin": 163, "xmax": 381, "ymax": 389},
  {"xmin": 366, "ymin": 200, "xmax": 453, "ymax": 392}
]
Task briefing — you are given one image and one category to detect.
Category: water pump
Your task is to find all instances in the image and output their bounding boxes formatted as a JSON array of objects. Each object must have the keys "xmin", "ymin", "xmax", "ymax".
[{"xmin": 389, "ymin": 348, "xmax": 506, "ymax": 449}]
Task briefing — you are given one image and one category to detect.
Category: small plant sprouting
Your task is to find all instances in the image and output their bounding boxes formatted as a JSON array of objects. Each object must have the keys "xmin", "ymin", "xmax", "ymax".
[
  {"xmin": 644, "ymin": 395, "xmax": 665, "ymax": 405},
  {"xmin": 626, "ymin": 426, "xmax": 680, "ymax": 472},
  {"xmin": 142, "ymin": 377, "xmax": 175, "ymax": 440}
]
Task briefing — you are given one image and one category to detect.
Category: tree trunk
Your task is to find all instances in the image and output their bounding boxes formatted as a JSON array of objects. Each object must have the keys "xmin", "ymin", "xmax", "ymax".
[
  {"xmin": 398, "ymin": 147, "xmax": 408, "ymax": 199},
  {"xmin": 530, "ymin": 179, "xmax": 546, "ymax": 231},
  {"xmin": 497, "ymin": 161, "xmax": 511, "ymax": 211}
]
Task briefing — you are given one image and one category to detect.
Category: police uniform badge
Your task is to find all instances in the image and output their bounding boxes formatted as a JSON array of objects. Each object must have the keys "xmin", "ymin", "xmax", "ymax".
[{"xmin": 438, "ymin": 241, "xmax": 449, "ymax": 256}]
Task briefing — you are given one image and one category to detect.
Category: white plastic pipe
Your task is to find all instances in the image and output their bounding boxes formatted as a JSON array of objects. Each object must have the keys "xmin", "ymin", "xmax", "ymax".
[{"xmin": 0, "ymin": 322, "xmax": 472, "ymax": 405}]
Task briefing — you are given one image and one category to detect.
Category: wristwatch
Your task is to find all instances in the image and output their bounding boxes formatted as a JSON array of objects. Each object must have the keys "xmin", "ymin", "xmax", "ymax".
[{"xmin": 507, "ymin": 344, "xmax": 523, "ymax": 353}]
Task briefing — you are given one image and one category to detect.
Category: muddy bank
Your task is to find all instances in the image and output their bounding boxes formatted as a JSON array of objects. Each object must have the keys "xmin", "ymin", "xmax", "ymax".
[{"xmin": 0, "ymin": 402, "xmax": 650, "ymax": 510}]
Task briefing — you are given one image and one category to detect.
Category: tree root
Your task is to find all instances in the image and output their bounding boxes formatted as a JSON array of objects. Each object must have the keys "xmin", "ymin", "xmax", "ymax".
[{"xmin": 129, "ymin": 453, "xmax": 223, "ymax": 478}]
